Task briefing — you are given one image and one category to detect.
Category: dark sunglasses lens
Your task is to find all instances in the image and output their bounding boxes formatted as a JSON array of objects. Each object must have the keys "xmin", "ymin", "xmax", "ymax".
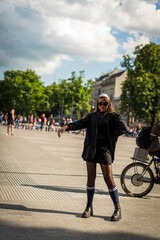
[
  {"xmin": 98, "ymin": 102, "xmax": 108, "ymax": 106},
  {"xmin": 103, "ymin": 102, "xmax": 108, "ymax": 106}
]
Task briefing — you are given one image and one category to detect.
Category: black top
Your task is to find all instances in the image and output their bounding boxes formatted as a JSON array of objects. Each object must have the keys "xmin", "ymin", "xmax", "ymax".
[
  {"xmin": 97, "ymin": 112, "xmax": 109, "ymax": 150},
  {"xmin": 8, "ymin": 112, "xmax": 13, "ymax": 121},
  {"xmin": 67, "ymin": 112, "xmax": 129, "ymax": 162}
]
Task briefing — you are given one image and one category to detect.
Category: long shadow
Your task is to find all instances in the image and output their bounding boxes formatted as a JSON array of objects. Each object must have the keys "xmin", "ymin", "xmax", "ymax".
[
  {"xmin": 0, "ymin": 215, "xmax": 159, "ymax": 240},
  {"xmin": 21, "ymin": 184, "xmax": 160, "ymax": 199},
  {"xmin": 22, "ymin": 184, "xmax": 128, "ymax": 197},
  {"xmin": 0, "ymin": 171, "xmax": 120, "ymax": 179},
  {"xmin": 0, "ymin": 203, "xmax": 110, "ymax": 221}
]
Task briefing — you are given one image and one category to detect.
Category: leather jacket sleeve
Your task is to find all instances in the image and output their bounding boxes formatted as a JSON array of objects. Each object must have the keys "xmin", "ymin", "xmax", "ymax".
[{"xmin": 67, "ymin": 114, "xmax": 90, "ymax": 131}]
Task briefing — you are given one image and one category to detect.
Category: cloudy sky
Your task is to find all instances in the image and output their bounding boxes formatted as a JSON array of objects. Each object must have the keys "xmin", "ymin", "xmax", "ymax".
[{"xmin": 0, "ymin": 0, "xmax": 160, "ymax": 85}]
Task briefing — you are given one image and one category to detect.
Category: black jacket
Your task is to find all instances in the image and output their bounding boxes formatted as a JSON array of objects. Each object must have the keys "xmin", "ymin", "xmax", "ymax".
[{"xmin": 68, "ymin": 112, "xmax": 128, "ymax": 162}]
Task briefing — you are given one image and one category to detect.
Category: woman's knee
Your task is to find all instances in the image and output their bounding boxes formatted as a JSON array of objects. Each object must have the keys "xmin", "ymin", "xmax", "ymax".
[
  {"xmin": 87, "ymin": 173, "xmax": 96, "ymax": 185},
  {"xmin": 104, "ymin": 176, "xmax": 115, "ymax": 188},
  {"xmin": 87, "ymin": 179, "xmax": 96, "ymax": 186}
]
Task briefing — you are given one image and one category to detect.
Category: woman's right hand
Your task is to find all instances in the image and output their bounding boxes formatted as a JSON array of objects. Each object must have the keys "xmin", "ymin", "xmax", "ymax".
[{"xmin": 58, "ymin": 125, "xmax": 69, "ymax": 138}]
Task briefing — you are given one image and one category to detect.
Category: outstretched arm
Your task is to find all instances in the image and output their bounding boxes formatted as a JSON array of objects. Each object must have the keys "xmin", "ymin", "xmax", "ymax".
[
  {"xmin": 58, "ymin": 125, "xmax": 69, "ymax": 138},
  {"xmin": 58, "ymin": 114, "xmax": 90, "ymax": 137}
]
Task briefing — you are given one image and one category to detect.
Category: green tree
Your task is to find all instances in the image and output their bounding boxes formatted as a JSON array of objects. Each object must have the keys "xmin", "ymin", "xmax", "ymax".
[
  {"xmin": 64, "ymin": 71, "xmax": 93, "ymax": 119},
  {"xmin": 45, "ymin": 71, "xmax": 93, "ymax": 119},
  {"xmin": 0, "ymin": 69, "xmax": 48, "ymax": 115},
  {"xmin": 44, "ymin": 81, "xmax": 64, "ymax": 117},
  {"xmin": 120, "ymin": 42, "xmax": 160, "ymax": 124}
]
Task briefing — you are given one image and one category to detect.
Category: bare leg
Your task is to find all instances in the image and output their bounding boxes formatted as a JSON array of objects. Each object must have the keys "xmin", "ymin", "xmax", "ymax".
[
  {"xmin": 11, "ymin": 125, "xmax": 14, "ymax": 135},
  {"xmin": 6, "ymin": 125, "xmax": 9, "ymax": 135}
]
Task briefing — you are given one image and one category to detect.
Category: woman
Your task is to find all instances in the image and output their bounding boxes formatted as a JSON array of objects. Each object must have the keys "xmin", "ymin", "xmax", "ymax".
[
  {"xmin": 48, "ymin": 114, "xmax": 54, "ymax": 132},
  {"xmin": 6, "ymin": 109, "xmax": 15, "ymax": 136},
  {"xmin": 58, "ymin": 94, "xmax": 128, "ymax": 221},
  {"xmin": 41, "ymin": 113, "xmax": 46, "ymax": 131}
]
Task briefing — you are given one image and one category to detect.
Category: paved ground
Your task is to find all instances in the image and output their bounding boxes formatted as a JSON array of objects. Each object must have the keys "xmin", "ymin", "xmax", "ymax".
[{"xmin": 0, "ymin": 125, "xmax": 160, "ymax": 240}]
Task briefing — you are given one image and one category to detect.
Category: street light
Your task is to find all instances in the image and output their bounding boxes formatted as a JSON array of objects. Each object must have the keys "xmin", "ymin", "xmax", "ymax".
[
  {"xmin": 71, "ymin": 95, "xmax": 74, "ymax": 120},
  {"xmin": 127, "ymin": 91, "xmax": 130, "ymax": 126},
  {"xmin": 61, "ymin": 98, "xmax": 64, "ymax": 119}
]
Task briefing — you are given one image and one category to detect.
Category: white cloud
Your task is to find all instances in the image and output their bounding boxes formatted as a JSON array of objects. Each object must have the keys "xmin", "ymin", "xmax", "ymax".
[
  {"xmin": 139, "ymin": 0, "xmax": 159, "ymax": 3},
  {"xmin": 34, "ymin": 55, "xmax": 72, "ymax": 75},
  {"xmin": 111, "ymin": 0, "xmax": 160, "ymax": 36},
  {"xmin": 122, "ymin": 35, "xmax": 150, "ymax": 55},
  {"xmin": 0, "ymin": 0, "xmax": 160, "ymax": 77},
  {"xmin": 42, "ymin": 17, "xmax": 120, "ymax": 61}
]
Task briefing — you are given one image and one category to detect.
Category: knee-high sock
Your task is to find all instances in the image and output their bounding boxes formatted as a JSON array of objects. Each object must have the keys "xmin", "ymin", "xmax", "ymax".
[
  {"xmin": 108, "ymin": 185, "xmax": 119, "ymax": 205},
  {"xmin": 87, "ymin": 185, "xmax": 95, "ymax": 202}
]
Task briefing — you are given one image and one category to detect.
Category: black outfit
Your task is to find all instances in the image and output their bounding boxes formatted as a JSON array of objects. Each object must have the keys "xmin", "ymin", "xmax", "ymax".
[
  {"xmin": 67, "ymin": 112, "xmax": 128, "ymax": 163},
  {"xmin": 93, "ymin": 112, "xmax": 112, "ymax": 165},
  {"xmin": 7, "ymin": 112, "xmax": 14, "ymax": 125}
]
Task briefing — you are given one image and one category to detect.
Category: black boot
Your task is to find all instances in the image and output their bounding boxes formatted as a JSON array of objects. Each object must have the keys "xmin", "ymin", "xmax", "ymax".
[
  {"xmin": 82, "ymin": 200, "xmax": 93, "ymax": 218},
  {"xmin": 111, "ymin": 203, "xmax": 121, "ymax": 221}
]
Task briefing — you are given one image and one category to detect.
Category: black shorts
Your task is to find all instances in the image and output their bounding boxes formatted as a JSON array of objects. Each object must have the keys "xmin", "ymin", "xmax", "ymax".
[
  {"xmin": 7, "ymin": 120, "xmax": 14, "ymax": 125},
  {"xmin": 84, "ymin": 147, "xmax": 112, "ymax": 165}
]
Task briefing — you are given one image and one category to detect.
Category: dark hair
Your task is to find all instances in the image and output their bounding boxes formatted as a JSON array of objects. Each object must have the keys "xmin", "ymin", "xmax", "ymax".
[{"xmin": 95, "ymin": 96, "xmax": 115, "ymax": 113}]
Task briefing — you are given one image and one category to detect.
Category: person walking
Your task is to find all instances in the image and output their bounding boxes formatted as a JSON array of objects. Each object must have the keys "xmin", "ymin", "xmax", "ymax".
[
  {"xmin": 6, "ymin": 109, "xmax": 15, "ymax": 136},
  {"xmin": 40, "ymin": 113, "xmax": 46, "ymax": 131},
  {"xmin": 58, "ymin": 94, "xmax": 128, "ymax": 221},
  {"xmin": 48, "ymin": 114, "xmax": 54, "ymax": 132}
]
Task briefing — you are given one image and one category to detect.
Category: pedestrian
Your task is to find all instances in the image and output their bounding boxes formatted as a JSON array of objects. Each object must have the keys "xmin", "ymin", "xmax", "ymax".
[
  {"xmin": 29, "ymin": 114, "xmax": 33, "ymax": 130},
  {"xmin": 33, "ymin": 116, "xmax": 37, "ymax": 130},
  {"xmin": 136, "ymin": 123, "xmax": 141, "ymax": 137},
  {"xmin": 0, "ymin": 111, "xmax": 3, "ymax": 124},
  {"xmin": 48, "ymin": 114, "xmax": 55, "ymax": 132},
  {"xmin": 40, "ymin": 113, "xmax": 46, "ymax": 131},
  {"xmin": 15, "ymin": 115, "xmax": 20, "ymax": 128},
  {"xmin": 6, "ymin": 109, "xmax": 15, "ymax": 136},
  {"xmin": 60, "ymin": 117, "xmax": 66, "ymax": 127},
  {"xmin": 58, "ymin": 93, "xmax": 128, "ymax": 221}
]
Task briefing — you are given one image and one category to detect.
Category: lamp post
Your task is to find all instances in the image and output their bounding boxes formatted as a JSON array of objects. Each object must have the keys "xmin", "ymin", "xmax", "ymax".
[
  {"xmin": 127, "ymin": 91, "xmax": 130, "ymax": 126},
  {"xmin": 61, "ymin": 98, "xmax": 64, "ymax": 119},
  {"xmin": 71, "ymin": 95, "xmax": 74, "ymax": 120}
]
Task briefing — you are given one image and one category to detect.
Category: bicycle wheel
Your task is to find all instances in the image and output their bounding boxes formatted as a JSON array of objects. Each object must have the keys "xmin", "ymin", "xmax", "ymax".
[{"xmin": 121, "ymin": 162, "xmax": 154, "ymax": 197}]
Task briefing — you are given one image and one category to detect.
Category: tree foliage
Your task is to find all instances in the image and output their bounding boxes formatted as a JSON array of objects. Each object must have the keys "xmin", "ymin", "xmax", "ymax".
[
  {"xmin": 45, "ymin": 71, "xmax": 93, "ymax": 119},
  {"xmin": 0, "ymin": 69, "xmax": 93, "ymax": 119},
  {"xmin": 0, "ymin": 69, "xmax": 48, "ymax": 115},
  {"xmin": 120, "ymin": 42, "xmax": 160, "ymax": 124}
]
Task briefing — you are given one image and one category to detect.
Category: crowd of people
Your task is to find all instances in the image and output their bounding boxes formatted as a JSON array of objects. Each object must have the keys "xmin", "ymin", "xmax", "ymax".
[
  {"xmin": 0, "ymin": 110, "xmax": 73, "ymax": 136},
  {"xmin": 0, "ymin": 110, "xmax": 142, "ymax": 138},
  {"xmin": 128, "ymin": 123, "xmax": 142, "ymax": 138}
]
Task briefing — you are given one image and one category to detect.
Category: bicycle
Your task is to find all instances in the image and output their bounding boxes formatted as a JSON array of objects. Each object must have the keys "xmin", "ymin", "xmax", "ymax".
[{"xmin": 120, "ymin": 147, "xmax": 160, "ymax": 197}]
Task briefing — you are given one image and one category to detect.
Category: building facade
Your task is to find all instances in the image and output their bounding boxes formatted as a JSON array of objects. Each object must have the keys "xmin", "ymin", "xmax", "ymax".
[{"xmin": 91, "ymin": 68, "xmax": 127, "ymax": 111}]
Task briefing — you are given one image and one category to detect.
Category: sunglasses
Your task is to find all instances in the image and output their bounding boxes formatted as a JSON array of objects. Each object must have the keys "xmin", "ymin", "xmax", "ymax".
[{"xmin": 98, "ymin": 102, "xmax": 108, "ymax": 106}]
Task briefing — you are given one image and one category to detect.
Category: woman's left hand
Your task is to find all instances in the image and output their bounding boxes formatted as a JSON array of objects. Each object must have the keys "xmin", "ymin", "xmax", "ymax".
[{"xmin": 58, "ymin": 125, "xmax": 69, "ymax": 138}]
